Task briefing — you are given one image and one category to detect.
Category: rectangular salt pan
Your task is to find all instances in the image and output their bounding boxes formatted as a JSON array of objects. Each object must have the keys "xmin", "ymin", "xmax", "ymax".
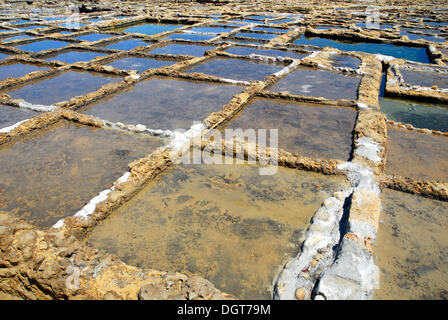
[
  {"xmin": 225, "ymin": 46, "xmax": 307, "ymax": 60},
  {"xmin": 186, "ymin": 57, "xmax": 284, "ymax": 82},
  {"xmin": 85, "ymin": 163, "xmax": 349, "ymax": 299},
  {"xmin": 81, "ymin": 77, "xmax": 241, "ymax": 130},
  {"xmin": 106, "ymin": 57, "xmax": 175, "ymax": 73},
  {"xmin": 0, "ymin": 120, "xmax": 164, "ymax": 228},
  {"xmin": 225, "ymin": 99, "xmax": 356, "ymax": 160},
  {"xmin": 45, "ymin": 51, "xmax": 107, "ymax": 64},
  {"xmin": 0, "ymin": 104, "xmax": 39, "ymax": 129},
  {"xmin": 0, "ymin": 63, "xmax": 49, "ymax": 82},
  {"xmin": 270, "ymin": 67, "xmax": 361, "ymax": 100},
  {"xmin": 385, "ymin": 126, "xmax": 448, "ymax": 182},
  {"xmin": 380, "ymin": 97, "xmax": 448, "ymax": 132},
  {"xmin": 7, "ymin": 70, "xmax": 121, "ymax": 105},
  {"xmin": 293, "ymin": 35, "xmax": 431, "ymax": 63},
  {"xmin": 16, "ymin": 40, "xmax": 70, "ymax": 53},
  {"xmin": 122, "ymin": 23, "xmax": 182, "ymax": 35},
  {"xmin": 100, "ymin": 39, "xmax": 152, "ymax": 50},
  {"xmin": 374, "ymin": 189, "xmax": 448, "ymax": 300},
  {"xmin": 149, "ymin": 44, "xmax": 215, "ymax": 57}
]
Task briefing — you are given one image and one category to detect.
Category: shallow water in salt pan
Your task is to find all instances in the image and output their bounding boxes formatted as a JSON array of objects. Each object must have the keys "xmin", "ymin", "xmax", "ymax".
[
  {"xmin": 224, "ymin": 98, "xmax": 356, "ymax": 160},
  {"xmin": 225, "ymin": 46, "xmax": 307, "ymax": 59},
  {"xmin": 165, "ymin": 33, "xmax": 216, "ymax": 41},
  {"xmin": 385, "ymin": 126, "xmax": 448, "ymax": 182},
  {"xmin": 82, "ymin": 77, "xmax": 241, "ymax": 130},
  {"xmin": 17, "ymin": 25, "xmax": 41, "ymax": 31},
  {"xmin": 400, "ymin": 69, "xmax": 448, "ymax": 89},
  {"xmin": 2, "ymin": 34, "xmax": 34, "ymax": 42},
  {"xmin": 0, "ymin": 120, "xmax": 163, "ymax": 228},
  {"xmin": 6, "ymin": 70, "xmax": 121, "ymax": 105},
  {"xmin": 293, "ymin": 35, "xmax": 430, "ymax": 63},
  {"xmin": 121, "ymin": 23, "xmax": 182, "ymax": 35},
  {"xmin": 329, "ymin": 54, "xmax": 361, "ymax": 69},
  {"xmin": 45, "ymin": 50, "xmax": 107, "ymax": 64},
  {"xmin": 270, "ymin": 66, "xmax": 361, "ymax": 100},
  {"xmin": 74, "ymin": 33, "xmax": 115, "ymax": 42},
  {"xmin": 85, "ymin": 163, "xmax": 348, "ymax": 299},
  {"xmin": 0, "ymin": 63, "xmax": 49, "ymax": 82},
  {"xmin": 269, "ymin": 18, "xmax": 295, "ymax": 24},
  {"xmin": 0, "ymin": 104, "xmax": 39, "ymax": 129},
  {"xmin": 149, "ymin": 44, "xmax": 214, "ymax": 57},
  {"xmin": 374, "ymin": 189, "xmax": 448, "ymax": 300},
  {"xmin": 235, "ymin": 32, "xmax": 278, "ymax": 40},
  {"xmin": 188, "ymin": 26, "xmax": 233, "ymax": 34},
  {"xmin": 226, "ymin": 38, "xmax": 266, "ymax": 45},
  {"xmin": 106, "ymin": 57, "xmax": 175, "ymax": 73},
  {"xmin": 356, "ymin": 23, "xmax": 394, "ymax": 29},
  {"xmin": 400, "ymin": 31, "xmax": 446, "ymax": 42},
  {"xmin": 186, "ymin": 57, "xmax": 284, "ymax": 81},
  {"xmin": 100, "ymin": 38, "xmax": 152, "ymax": 50},
  {"xmin": 253, "ymin": 27, "xmax": 288, "ymax": 33},
  {"xmin": 16, "ymin": 39, "xmax": 70, "ymax": 52},
  {"xmin": 380, "ymin": 97, "xmax": 448, "ymax": 132}
]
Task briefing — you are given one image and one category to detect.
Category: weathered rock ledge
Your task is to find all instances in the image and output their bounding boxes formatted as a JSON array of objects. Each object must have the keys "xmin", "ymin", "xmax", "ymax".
[{"xmin": 0, "ymin": 211, "xmax": 233, "ymax": 300}]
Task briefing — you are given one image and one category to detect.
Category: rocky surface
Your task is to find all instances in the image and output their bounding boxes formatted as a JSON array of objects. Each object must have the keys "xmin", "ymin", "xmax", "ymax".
[
  {"xmin": 0, "ymin": 0, "xmax": 446, "ymax": 300},
  {"xmin": 0, "ymin": 211, "xmax": 232, "ymax": 300}
]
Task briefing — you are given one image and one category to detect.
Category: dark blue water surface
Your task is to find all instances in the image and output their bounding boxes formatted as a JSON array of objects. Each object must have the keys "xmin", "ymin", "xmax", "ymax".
[
  {"xmin": 45, "ymin": 51, "xmax": 107, "ymax": 64},
  {"xmin": 253, "ymin": 26, "xmax": 289, "ymax": 33},
  {"xmin": 400, "ymin": 31, "xmax": 446, "ymax": 42},
  {"xmin": 18, "ymin": 25, "xmax": 41, "ymax": 30},
  {"xmin": 16, "ymin": 40, "xmax": 70, "ymax": 53},
  {"xmin": 293, "ymin": 35, "xmax": 430, "ymax": 63},
  {"xmin": 2, "ymin": 34, "xmax": 34, "ymax": 42},
  {"xmin": 123, "ymin": 23, "xmax": 182, "ymax": 35},
  {"xmin": 188, "ymin": 26, "xmax": 234, "ymax": 34},
  {"xmin": 150, "ymin": 44, "xmax": 214, "ymax": 57},
  {"xmin": 235, "ymin": 32, "xmax": 278, "ymax": 40},
  {"xmin": 107, "ymin": 57, "xmax": 175, "ymax": 73},
  {"xmin": 0, "ymin": 63, "xmax": 49, "ymax": 82},
  {"xmin": 356, "ymin": 23, "xmax": 394, "ymax": 29},
  {"xmin": 74, "ymin": 33, "xmax": 115, "ymax": 42},
  {"xmin": 101, "ymin": 39, "xmax": 152, "ymax": 50},
  {"xmin": 165, "ymin": 33, "xmax": 216, "ymax": 41},
  {"xmin": 226, "ymin": 46, "xmax": 307, "ymax": 59}
]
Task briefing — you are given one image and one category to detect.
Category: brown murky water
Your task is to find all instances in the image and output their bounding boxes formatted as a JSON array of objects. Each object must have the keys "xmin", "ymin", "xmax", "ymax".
[
  {"xmin": 85, "ymin": 162, "xmax": 349, "ymax": 299},
  {"xmin": 385, "ymin": 126, "xmax": 448, "ymax": 182},
  {"xmin": 374, "ymin": 189, "xmax": 448, "ymax": 300},
  {"xmin": 0, "ymin": 120, "xmax": 164, "ymax": 228},
  {"xmin": 223, "ymin": 98, "xmax": 356, "ymax": 160}
]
